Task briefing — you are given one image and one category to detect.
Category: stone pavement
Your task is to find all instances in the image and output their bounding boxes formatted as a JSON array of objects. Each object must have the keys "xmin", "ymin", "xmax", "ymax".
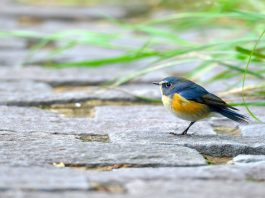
[{"xmin": 1, "ymin": 1, "xmax": 265, "ymax": 198}]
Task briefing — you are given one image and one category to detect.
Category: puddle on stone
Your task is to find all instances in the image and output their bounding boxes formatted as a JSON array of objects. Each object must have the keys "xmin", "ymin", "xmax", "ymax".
[
  {"xmin": 53, "ymin": 85, "xmax": 97, "ymax": 93},
  {"xmin": 41, "ymin": 102, "xmax": 96, "ymax": 118},
  {"xmin": 212, "ymin": 125, "xmax": 241, "ymax": 136},
  {"xmin": 53, "ymin": 162, "xmax": 138, "ymax": 171},
  {"xmin": 204, "ymin": 155, "xmax": 233, "ymax": 165},
  {"xmin": 41, "ymin": 100, "xmax": 153, "ymax": 118},
  {"xmin": 18, "ymin": 16, "xmax": 44, "ymax": 26},
  {"xmin": 246, "ymin": 176, "xmax": 265, "ymax": 183},
  {"xmin": 211, "ymin": 119, "xmax": 241, "ymax": 136},
  {"xmin": 77, "ymin": 133, "xmax": 110, "ymax": 143},
  {"xmin": 90, "ymin": 182, "xmax": 126, "ymax": 194}
]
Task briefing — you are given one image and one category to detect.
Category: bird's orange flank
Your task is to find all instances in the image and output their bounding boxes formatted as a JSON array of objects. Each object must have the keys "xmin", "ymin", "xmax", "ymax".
[{"xmin": 172, "ymin": 93, "xmax": 209, "ymax": 117}]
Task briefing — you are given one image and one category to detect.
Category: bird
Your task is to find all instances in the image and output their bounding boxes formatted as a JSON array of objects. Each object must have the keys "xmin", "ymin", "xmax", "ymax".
[{"xmin": 153, "ymin": 76, "xmax": 248, "ymax": 135}]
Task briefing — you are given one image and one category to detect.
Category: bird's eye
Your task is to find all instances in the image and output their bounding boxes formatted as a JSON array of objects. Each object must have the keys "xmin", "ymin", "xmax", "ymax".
[{"xmin": 164, "ymin": 83, "xmax": 171, "ymax": 88}]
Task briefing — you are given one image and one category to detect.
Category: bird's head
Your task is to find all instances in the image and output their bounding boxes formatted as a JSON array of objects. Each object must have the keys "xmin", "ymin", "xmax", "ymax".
[{"xmin": 153, "ymin": 76, "xmax": 188, "ymax": 96}]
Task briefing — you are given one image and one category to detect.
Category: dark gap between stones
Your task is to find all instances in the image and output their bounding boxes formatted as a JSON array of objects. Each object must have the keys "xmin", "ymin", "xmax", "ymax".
[
  {"xmin": 52, "ymin": 162, "xmax": 143, "ymax": 171},
  {"xmin": 52, "ymin": 162, "xmax": 205, "ymax": 171}
]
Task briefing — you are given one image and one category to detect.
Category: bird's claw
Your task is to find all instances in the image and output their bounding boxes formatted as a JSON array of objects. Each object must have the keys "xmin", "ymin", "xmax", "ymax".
[{"xmin": 169, "ymin": 132, "xmax": 189, "ymax": 136}]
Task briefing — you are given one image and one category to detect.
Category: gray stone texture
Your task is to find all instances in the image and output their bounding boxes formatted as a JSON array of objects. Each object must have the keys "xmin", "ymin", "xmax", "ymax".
[
  {"xmin": 0, "ymin": 67, "xmax": 166, "ymax": 85},
  {"xmin": 0, "ymin": 3, "xmax": 149, "ymax": 20},
  {"xmin": 0, "ymin": 105, "xmax": 265, "ymax": 158},
  {"xmin": 231, "ymin": 154, "xmax": 265, "ymax": 164},
  {"xmin": 0, "ymin": 105, "xmax": 214, "ymax": 135},
  {"xmin": 241, "ymin": 123, "xmax": 265, "ymax": 137},
  {"xmin": 0, "ymin": 130, "xmax": 206, "ymax": 167},
  {"xmin": 1, "ymin": 163, "xmax": 265, "ymax": 197}
]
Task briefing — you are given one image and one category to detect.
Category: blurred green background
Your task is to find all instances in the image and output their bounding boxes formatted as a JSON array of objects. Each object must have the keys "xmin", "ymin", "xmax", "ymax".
[{"xmin": 1, "ymin": 0, "xmax": 265, "ymax": 113}]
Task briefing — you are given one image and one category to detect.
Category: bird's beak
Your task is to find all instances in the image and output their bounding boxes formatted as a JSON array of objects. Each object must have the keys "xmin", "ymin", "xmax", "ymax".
[{"xmin": 153, "ymin": 80, "xmax": 166, "ymax": 85}]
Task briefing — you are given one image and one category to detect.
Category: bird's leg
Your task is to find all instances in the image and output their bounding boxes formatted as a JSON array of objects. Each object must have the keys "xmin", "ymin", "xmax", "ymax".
[
  {"xmin": 181, "ymin": 121, "xmax": 196, "ymax": 135},
  {"xmin": 169, "ymin": 121, "xmax": 196, "ymax": 135}
]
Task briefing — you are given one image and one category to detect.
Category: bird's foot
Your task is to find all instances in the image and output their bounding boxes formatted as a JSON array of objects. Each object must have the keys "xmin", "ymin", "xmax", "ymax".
[
  {"xmin": 181, "ymin": 131, "xmax": 188, "ymax": 135},
  {"xmin": 169, "ymin": 132, "xmax": 188, "ymax": 136}
]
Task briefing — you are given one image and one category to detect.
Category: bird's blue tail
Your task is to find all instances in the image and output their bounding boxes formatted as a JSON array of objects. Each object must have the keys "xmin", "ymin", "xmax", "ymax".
[{"xmin": 212, "ymin": 107, "xmax": 249, "ymax": 124}]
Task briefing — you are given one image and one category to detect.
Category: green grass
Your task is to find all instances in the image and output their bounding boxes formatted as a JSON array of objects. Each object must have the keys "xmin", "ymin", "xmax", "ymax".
[{"xmin": 241, "ymin": 29, "xmax": 265, "ymax": 122}]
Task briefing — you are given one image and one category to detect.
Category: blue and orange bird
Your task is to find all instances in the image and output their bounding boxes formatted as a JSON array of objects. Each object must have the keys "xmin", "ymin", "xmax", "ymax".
[{"xmin": 153, "ymin": 76, "xmax": 248, "ymax": 135}]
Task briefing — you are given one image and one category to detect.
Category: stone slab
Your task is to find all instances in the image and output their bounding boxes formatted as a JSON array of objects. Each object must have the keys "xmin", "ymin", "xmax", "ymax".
[
  {"xmin": 1, "ymin": 163, "xmax": 265, "ymax": 197},
  {"xmin": 187, "ymin": 134, "xmax": 265, "ymax": 157},
  {"xmin": 0, "ymin": 131, "xmax": 206, "ymax": 167},
  {"xmin": 0, "ymin": 82, "xmax": 161, "ymax": 105},
  {"xmin": 124, "ymin": 180, "xmax": 265, "ymax": 198},
  {"xmin": 93, "ymin": 105, "xmax": 215, "ymax": 135},
  {"xmin": 0, "ymin": 50, "xmax": 27, "ymax": 66},
  {"xmin": 0, "ymin": 105, "xmax": 101, "ymax": 134},
  {"xmin": 0, "ymin": 105, "xmax": 214, "ymax": 136},
  {"xmin": 1, "ymin": 105, "xmax": 265, "ymax": 157},
  {"xmin": 1, "ymin": 180, "xmax": 265, "ymax": 198},
  {"xmin": 0, "ymin": 38, "xmax": 27, "ymax": 49},
  {"xmin": 231, "ymin": 154, "xmax": 265, "ymax": 165},
  {"xmin": 240, "ymin": 123, "xmax": 265, "ymax": 137},
  {"xmin": 0, "ymin": 167, "xmax": 88, "ymax": 190},
  {"xmin": 0, "ymin": 80, "xmax": 51, "ymax": 92},
  {"xmin": 0, "ymin": 4, "xmax": 148, "ymax": 20},
  {"xmin": 0, "ymin": 67, "xmax": 166, "ymax": 85}
]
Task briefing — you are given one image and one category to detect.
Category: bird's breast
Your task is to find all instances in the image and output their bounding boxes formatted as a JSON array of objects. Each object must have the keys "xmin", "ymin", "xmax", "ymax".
[{"xmin": 162, "ymin": 93, "xmax": 210, "ymax": 121}]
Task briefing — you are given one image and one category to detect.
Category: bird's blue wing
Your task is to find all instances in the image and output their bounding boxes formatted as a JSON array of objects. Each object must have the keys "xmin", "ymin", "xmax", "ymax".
[
  {"xmin": 177, "ymin": 82, "xmax": 238, "ymax": 110},
  {"xmin": 176, "ymin": 82, "xmax": 208, "ymax": 101}
]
